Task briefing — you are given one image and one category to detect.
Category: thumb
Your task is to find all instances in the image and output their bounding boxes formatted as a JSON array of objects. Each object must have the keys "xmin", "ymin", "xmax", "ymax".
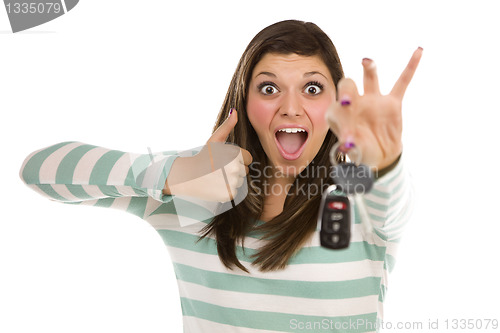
[{"xmin": 207, "ymin": 108, "xmax": 238, "ymax": 143}]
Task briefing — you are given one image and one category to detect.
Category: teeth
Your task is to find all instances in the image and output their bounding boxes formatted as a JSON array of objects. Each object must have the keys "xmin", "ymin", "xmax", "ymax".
[{"xmin": 278, "ymin": 128, "xmax": 306, "ymax": 133}]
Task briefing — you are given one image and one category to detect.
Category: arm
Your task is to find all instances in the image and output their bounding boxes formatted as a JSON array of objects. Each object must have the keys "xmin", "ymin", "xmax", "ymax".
[
  {"xmin": 352, "ymin": 156, "xmax": 413, "ymax": 276},
  {"xmin": 19, "ymin": 141, "xmax": 248, "ymax": 227},
  {"xmin": 358, "ymin": 156, "xmax": 413, "ymax": 242},
  {"xmin": 19, "ymin": 141, "xmax": 183, "ymax": 204}
]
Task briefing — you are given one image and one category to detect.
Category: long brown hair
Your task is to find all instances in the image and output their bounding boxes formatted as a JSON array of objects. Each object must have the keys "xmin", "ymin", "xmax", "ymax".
[{"xmin": 200, "ymin": 20, "xmax": 344, "ymax": 272}]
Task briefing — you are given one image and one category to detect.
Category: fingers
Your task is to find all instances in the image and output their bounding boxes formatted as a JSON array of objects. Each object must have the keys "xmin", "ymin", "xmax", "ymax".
[
  {"xmin": 390, "ymin": 47, "xmax": 423, "ymax": 99},
  {"xmin": 337, "ymin": 78, "xmax": 360, "ymax": 107},
  {"xmin": 208, "ymin": 108, "xmax": 237, "ymax": 143},
  {"xmin": 206, "ymin": 144, "xmax": 251, "ymax": 201},
  {"xmin": 224, "ymin": 155, "xmax": 249, "ymax": 199},
  {"xmin": 234, "ymin": 149, "xmax": 252, "ymax": 178},
  {"xmin": 239, "ymin": 148, "xmax": 253, "ymax": 166},
  {"xmin": 330, "ymin": 78, "xmax": 360, "ymax": 141},
  {"xmin": 362, "ymin": 58, "xmax": 380, "ymax": 95}
]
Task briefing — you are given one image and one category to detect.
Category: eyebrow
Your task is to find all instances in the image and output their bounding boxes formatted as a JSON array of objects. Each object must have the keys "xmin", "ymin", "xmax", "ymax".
[
  {"xmin": 254, "ymin": 71, "xmax": 328, "ymax": 80},
  {"xmin": 255, "ymin": 71, "xmax": 276, "ymax": 78},
  {"xmin": 304, "ymin": 71, "xmax": 328, "ymax": 80}
]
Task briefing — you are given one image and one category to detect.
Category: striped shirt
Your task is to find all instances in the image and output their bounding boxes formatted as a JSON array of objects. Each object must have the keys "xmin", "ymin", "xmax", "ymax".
[{"xmin": 19, "ymin": 141, "xmax": 413, "ymax": 333}]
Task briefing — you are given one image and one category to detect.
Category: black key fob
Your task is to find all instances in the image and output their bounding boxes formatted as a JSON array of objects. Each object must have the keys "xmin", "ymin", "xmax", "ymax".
[
  {"xmin": 332, "ymin": 162, "xmax": 374, "ymax": 195},
  {"xmin": 318, "ymin": 185, "xmax": 352, "ymax": 250}
]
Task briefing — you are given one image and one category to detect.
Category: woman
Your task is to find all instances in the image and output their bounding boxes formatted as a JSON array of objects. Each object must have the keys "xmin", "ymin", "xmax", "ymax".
[{"xmin": 20, "ymin": 20, "xmax": 422, "ymax": 332}]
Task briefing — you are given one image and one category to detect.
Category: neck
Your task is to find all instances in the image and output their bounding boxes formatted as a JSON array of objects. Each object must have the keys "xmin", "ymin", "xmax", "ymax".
[{"xmin": 259, "ymin": 172, "xmax": 295, "ymax": 222}]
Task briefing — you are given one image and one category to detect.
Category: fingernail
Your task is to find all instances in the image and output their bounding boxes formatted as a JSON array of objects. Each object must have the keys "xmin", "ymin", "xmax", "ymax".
[
  {"xmin": 418, "ymin": 46, "xmax": 423, "ymax": 51},
  {"xmin": 344, "ymin": 141, "xmax": 355, "ymax": 149},
  {"xmin": 340, "ymin": 95, "xmax": 351, "ymax": 106},
  {"xmin": 228, "ymin": 108, "xmax": 234, "ymax": 118},
  {"xmin": 339, "ymin": 136, "xmax": 355, "ymax": 153},
  {"xmin": 339, "ymin": 141, "xmax": 355, "ymax": 153},
  {"xmin": 362, "ymin": 58, "xmax": 375, "ymax": 68}
]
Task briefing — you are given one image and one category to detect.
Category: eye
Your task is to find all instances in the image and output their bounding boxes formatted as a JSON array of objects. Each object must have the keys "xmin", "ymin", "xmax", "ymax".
[
  {"xmin": 304, "ymin": 81, "xmax": 324, "ymax": 95},
  {"xmin": 258, "ymin": 82, "xmax": 279, "ymax": 95}
]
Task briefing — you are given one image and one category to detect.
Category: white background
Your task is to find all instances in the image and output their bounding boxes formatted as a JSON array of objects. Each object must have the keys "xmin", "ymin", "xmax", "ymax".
[{"xmin": 1, "ymin": 1, "xmax": 499, "ymax": 332}]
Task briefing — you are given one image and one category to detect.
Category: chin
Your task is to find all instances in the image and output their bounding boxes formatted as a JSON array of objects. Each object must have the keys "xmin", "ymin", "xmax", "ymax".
[{"xmin": 271, "ymin": 154, "xmax": 312, "ymax": 179}]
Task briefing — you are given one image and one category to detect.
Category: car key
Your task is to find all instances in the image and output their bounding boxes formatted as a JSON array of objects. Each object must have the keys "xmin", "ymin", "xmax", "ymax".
[
  {"xmin": 329, "ymin": 141, "xmax": 374, "ymax": 196},
  {"xmin": 318, "ymin": 141, "xmax": 374, "ymax": 250},
  {"xmin": 332, "ymin": 162, "xmax": 374, "ymax": 195},
  {"xmin": 318, "ymin": 185, "xmax": 352, "ymax": 249}
]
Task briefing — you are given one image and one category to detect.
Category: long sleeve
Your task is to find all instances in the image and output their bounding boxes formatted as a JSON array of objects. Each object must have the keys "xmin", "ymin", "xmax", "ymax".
[
  {"xmin": 19, "ymin": 141, "xmax": 180, "ymax": 204},
  {"xmin": 19, "ymin": 141, "xmax": 227, "ymax": 228},
  {"xmin": 359, "ymin": 156, "xmax": 413, "ymax": 242},
  {"xmin": 348, "ymin": 156, "xmax": 414, "ymax": 321},
  {"xmin": 353, "ymin": 156, "xmax": 414, "ymax": 278}
]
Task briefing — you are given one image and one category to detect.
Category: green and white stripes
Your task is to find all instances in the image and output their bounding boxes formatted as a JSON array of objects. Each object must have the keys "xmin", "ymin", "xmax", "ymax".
[
  {"xmin": 19, "ymin": 142, "xmax": 413, "ymax": 333},
  {"xmin": 20, "ymin": 141, "xmax": 179, "ymax": 203}
]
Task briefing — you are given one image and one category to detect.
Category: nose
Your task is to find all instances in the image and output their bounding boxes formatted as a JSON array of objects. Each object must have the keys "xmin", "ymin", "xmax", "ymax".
[{"xmin": 279, "ymin": 92, "xmax": 304, "ymax": 117}]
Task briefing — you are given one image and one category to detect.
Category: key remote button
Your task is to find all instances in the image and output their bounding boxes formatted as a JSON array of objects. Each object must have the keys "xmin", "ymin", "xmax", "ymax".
[
  {"xmin": 330, "ymin": 212, "xmax": 343, "ymax": 221},
  {"xmin": 327, "ymin": 201, "xmax": 347, "ymax": 210},
  {"xmin": 318, "ymin": 189, "xmax": 351, "ymax": 250}
]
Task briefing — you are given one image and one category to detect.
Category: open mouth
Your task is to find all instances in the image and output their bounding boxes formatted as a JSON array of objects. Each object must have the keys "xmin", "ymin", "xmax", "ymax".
[{"xmin": 274, "ymin": 127, "xmax": 309, "ymax": 160}]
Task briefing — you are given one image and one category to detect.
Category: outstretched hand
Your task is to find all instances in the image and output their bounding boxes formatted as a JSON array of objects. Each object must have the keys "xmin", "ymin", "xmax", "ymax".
[{"xmin": 326, "ymin": 47, "xmax": 423, "ymax": 170}]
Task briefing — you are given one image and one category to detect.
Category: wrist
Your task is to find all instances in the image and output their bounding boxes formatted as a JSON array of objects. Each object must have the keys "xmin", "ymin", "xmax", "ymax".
[
  {"xmin": 375, "ymin": 153, "xmax": 402, "ymax": 179},
  {"xmin": 163, "ymin": 156, "xmax": 191, "ymax": 195}
]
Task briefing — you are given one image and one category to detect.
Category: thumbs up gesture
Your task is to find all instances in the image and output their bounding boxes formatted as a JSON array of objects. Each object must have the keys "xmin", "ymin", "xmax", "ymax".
[{"xmin": 163, "ymin": 109, "xmax": 253, "ymax": 203}]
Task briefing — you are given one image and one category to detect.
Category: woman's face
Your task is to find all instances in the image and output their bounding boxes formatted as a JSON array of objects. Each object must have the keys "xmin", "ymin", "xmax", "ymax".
[{"xmin": 247, "ymin": 53, "xmax": 336, "ymax": 179}]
